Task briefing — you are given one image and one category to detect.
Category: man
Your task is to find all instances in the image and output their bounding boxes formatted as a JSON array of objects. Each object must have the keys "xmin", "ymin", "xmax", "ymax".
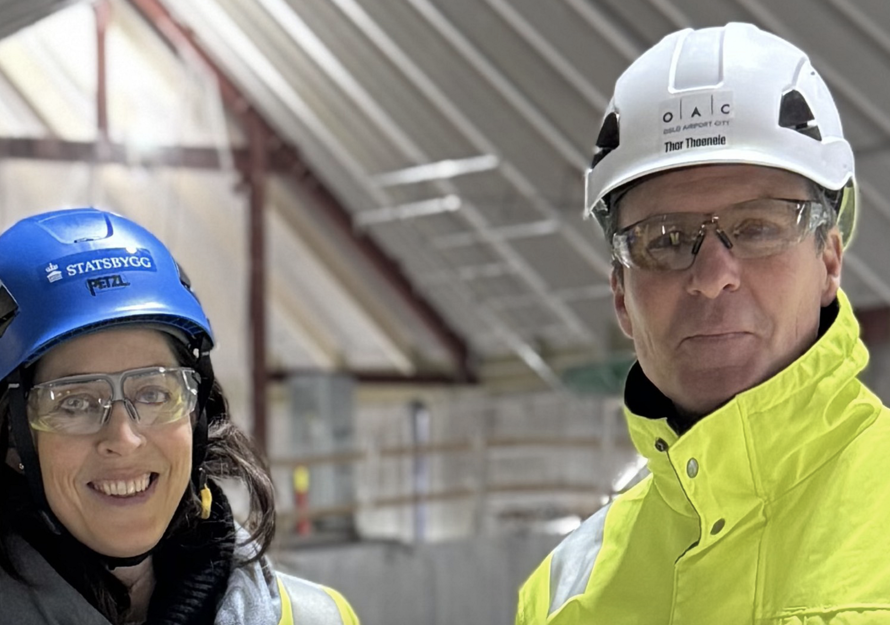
[{"xmin": 516, "ymin": 22, "xmax": 890, "ymax": 624}]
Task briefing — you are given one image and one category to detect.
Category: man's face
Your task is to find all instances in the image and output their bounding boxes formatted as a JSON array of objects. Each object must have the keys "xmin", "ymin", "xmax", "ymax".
[{"xmin": 611, "ymin": 164, "xmax": 843, "ymax": 416}]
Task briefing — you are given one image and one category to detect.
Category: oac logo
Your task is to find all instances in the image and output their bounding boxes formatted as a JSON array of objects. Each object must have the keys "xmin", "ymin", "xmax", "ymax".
[{"xmin": 661, "ymin": 91, "xmax": 733, "ymax": 135}]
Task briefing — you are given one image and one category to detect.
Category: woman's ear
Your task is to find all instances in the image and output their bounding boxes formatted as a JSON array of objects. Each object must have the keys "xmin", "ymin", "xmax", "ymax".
[
  {"xmin": 2, "ymin": 415, "xmax": 24, "ymax": 472},
  {"xmin": 5, "ymin": 447, "xmax": 23, "ymax": 473}
]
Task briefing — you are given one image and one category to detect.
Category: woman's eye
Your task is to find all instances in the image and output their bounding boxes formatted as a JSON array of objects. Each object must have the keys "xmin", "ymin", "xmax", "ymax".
[
  {"xmin": 134, "ymin": 387, "xmax": 172, "ymax": 405},
  {"xmin": 57, "ymin": 395, "xmax": 97, "ymax": 414}
]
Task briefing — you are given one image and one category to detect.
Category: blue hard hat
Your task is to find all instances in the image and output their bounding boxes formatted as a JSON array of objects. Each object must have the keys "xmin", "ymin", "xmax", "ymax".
[{"xmin": 0, "ymin": 207, "xmax": 214, "ymax": 381}]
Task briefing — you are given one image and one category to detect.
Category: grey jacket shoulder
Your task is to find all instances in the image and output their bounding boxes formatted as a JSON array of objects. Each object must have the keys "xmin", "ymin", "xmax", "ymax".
[
  {"xmin": 0, "ymin": 533, "xmax": 111, "ymax": 625},
  {"xmin": 0, "ymin": 530, "xmax": 350, "ymax": 625}
]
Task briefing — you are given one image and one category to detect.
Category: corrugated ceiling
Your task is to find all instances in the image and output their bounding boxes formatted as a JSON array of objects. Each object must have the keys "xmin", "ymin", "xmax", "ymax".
[{"xmin": 0, "ymin": 0, "xmax": 887, "ymax": 394}]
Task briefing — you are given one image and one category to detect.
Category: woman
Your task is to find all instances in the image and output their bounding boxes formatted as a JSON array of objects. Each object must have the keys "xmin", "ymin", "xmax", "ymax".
[{"xmin": 0, "ymin": 208, "xmax": 359, "ymax": 625}]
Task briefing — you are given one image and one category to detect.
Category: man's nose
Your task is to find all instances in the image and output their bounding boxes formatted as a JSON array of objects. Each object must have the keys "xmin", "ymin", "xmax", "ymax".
[{"xmin": 686, "ymin": 229, "xmax": 741, "ymax": 298}]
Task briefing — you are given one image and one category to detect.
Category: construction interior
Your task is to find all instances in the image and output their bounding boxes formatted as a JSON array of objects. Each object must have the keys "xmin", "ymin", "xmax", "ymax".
[{"xmin": 0, "ymin": 1, "xmax": 889, "ymax": 622}]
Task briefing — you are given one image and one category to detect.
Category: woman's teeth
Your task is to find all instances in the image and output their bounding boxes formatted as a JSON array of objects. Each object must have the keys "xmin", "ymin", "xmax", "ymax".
[{"xmin": 92, "ymin": 474, "xmax": 151, "ymax": 497}]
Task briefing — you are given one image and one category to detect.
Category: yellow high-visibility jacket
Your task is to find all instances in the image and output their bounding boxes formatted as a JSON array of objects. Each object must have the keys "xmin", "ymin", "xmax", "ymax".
[{"xmin": 517, "ymin": 290, "xmax": 890, "ymax": 624}]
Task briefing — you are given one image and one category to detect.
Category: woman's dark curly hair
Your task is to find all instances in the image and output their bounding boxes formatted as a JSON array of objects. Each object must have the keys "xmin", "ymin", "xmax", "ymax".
[{"xmin": 163, "ymin": 337, "xmax": 277, "ymax": 555}]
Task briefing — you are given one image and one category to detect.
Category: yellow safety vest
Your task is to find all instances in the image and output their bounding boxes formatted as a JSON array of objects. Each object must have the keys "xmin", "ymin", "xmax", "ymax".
[{"xmin": 517, "ymin": 289, "xmax": 890, "ymax": 624}]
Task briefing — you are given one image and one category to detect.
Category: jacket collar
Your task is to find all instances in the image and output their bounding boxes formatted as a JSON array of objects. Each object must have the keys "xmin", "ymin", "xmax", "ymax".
[{"xmin": 623, "ymin": 289, "xmax": 875, "ymax": 515}]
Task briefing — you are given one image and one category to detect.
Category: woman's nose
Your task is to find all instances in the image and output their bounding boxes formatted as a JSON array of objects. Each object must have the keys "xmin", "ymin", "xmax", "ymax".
[{"xmin": 96, "ymin": 401, "xmax": 145, "ymax": 456}]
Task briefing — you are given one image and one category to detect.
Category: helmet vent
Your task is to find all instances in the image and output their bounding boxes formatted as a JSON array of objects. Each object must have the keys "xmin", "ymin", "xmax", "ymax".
[
  {"xmin": 779, "ymin": 90, "xmax": 822, "ymax": 141},
  {"xmin": 35, "ymin": 210, "xmax": 113, "ymax": 244},
  {"xmin": 176, "ymin": 261, "xmax": 193, "ymax": 290},
  {"xmin": 591, "ymin": 112, "xmax": 620, "ymax": 168}
]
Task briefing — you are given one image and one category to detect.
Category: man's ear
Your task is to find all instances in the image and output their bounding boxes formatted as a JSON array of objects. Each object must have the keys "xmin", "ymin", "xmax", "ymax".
[
  {"xmin": 820, "ymin": 228, "xmax": 843, "ymax": 307},
  {"xmin": 612, "ymin": 267, "xmax": 634, "ymax": 339}
]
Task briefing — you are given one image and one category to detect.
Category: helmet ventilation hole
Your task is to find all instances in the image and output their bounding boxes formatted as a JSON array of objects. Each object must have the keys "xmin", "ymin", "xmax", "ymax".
[
  {"xmin": 591, "ymin": 112, "xmax": 620, "ymax": 168},
  {"xmin": 779, "ymin": 90, "xmax": 822, "ymax": 141}
]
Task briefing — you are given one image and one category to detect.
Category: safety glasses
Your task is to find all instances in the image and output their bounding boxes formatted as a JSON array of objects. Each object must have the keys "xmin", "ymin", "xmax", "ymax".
[
  {"xmin": 27, "ymin": 366, "xmax": 199, "ymax": 435},
  {"xmin": 611, "ymin": 198, "xmax": 830, "ymax": 271}
]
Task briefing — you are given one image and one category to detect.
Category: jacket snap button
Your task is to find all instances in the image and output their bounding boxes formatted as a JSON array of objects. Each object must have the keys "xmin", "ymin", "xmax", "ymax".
[
  {"xmin": 686, "ymin": 458, "xmax": 699, "ymax": 478},
  {"xmin": 655, "ymin": 438, "xmax": 668, "ymax": 452},
  {"xmin": 711, "ymin": 518, "xmax": 726, "ymax": 535}
]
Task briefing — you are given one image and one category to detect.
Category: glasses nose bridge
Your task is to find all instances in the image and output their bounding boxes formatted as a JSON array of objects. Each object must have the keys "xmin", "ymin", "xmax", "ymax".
[
  {"xmin": 691, "ymin": 213, "xmax": 734, "ymax": 256},
  {"xmin": 700, "ymin": 213, "xmax": 723, "ymax": 232},
  {"xmin": 99, "ymin": 372, "xmax": 139, "ymax": 425},
  {"xmin": 104, "ymin": 397, "xmax": 139, "ymax": 421}
]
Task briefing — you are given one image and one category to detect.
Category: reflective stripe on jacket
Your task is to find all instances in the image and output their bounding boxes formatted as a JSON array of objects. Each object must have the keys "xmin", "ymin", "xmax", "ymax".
[
  {"xmin": 216, "ymin": 536, "xmax": 359, "ymax": 625},
  {"xmin": 275, "ymin": 572, "xmax": 359, "ymax": 625},
  {"xmin": 517, "ymin": 289, "xmax": 890, "ymax": 624}
]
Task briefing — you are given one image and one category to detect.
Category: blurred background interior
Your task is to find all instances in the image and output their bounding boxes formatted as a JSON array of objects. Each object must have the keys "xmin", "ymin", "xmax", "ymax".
[{"xmin": 0, "ymin": 1, "xmax": 888, "ymax": 623}]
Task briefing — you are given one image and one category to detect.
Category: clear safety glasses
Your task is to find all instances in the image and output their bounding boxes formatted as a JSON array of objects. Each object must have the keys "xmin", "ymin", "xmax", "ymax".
[
  {"xmin": 611, "ymin": 198, "xmax": 831, "ymax": 272},
  {"xmin": 27, "ymin": 366, "xmax": 199, "ymax": 435}
]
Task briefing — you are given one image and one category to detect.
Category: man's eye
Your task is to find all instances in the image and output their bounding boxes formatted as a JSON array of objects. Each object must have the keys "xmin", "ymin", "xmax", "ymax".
[
  {"xmin": 733, "ymin": 220, "xmax": 783, "ymax": 239},
  {"xmin": 648, "ymin": 230, "xmax": 689, "ymax": 250}
]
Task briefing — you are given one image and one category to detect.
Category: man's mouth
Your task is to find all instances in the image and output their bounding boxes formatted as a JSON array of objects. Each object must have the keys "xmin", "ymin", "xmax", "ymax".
[{"xmin": 684, "ymin": 329, "xmax": 752, "ymax": 341}]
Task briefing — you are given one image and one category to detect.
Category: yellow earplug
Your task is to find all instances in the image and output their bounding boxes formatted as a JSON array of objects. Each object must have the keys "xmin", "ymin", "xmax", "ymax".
[
  {"xmin": 200, "ymin": 484, "xmax": 213, "ymax": 520},
  {"xmin": 197, "ymin": 467, "xmax": 212, "ymax": 520}
]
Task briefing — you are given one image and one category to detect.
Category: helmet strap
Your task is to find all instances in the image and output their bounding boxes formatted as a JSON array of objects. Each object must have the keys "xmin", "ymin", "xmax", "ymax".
[
  {"xmin": 7, "ymin": 368, "xmax": 61, "ymax": 535},
  {"xmin": 0, "ymin": 413, "xmax": 8, "ymax": 465},
  {"xmin": 190, "ymin": 336, "xmax": 215, "ymax": 497},
  {"xmin": 102, "ymin": 548, "xmax": 154, "ymax": 569}
]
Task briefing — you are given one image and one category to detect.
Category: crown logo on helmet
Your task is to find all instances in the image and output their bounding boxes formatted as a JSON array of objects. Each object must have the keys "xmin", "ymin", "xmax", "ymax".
[{"xmin": 45, "ymin": 262, "xmax": 62, "ymax": 283}]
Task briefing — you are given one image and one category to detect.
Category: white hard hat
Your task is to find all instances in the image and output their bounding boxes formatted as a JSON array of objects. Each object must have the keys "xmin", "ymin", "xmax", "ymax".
[{"xmin": 585, "ymin": 22, "xmax": 857, "ymax": 244}]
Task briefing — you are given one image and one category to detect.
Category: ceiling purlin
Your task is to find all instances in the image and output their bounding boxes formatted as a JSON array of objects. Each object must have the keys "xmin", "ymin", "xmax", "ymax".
[
  {"xmin": 263, "ymin": 0, "xmax": 597, "ymax": 346},
  {"xmin": 332, "ymin": 0, "xmax": 616, "ymax": 290},
  {"xmin": 128, "ymin": 0, "xmax": 476, "ymax": 380}
]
